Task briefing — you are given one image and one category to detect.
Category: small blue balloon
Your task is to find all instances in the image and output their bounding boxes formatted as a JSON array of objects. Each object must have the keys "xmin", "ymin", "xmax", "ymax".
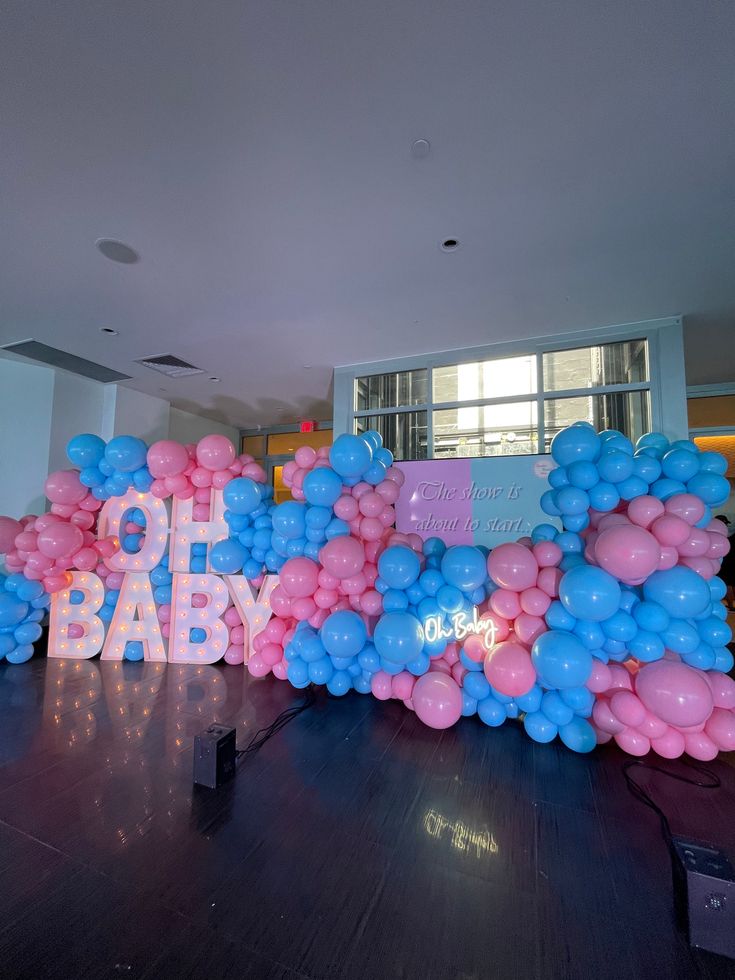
[
  {"xmin": 329, "ymin": 434, "xmax": 373, "ymax": 479},
  {"xmin": 559, "ymin": 717, "xmax": 596, "ymax": 753},
  {"xmin": 550, "ymin": 426, "xmax": 601, "ymax": 467},
  {"xmin": 373, "ymin": 612, "xmax": 424, "ymax": 665},
  {"xmin": 223, "ymin": 477, "xmax": 262, "ymax": 516},
  {"xmin": 105, "ymin": 435, "xmax": 148, "ymax": 473},
  {"xmin": 532, "ymin": 630, "xmax": 593, "ymax": 689},
  {"xmin": 440, "ymin": 545, "xmax": 487, "ymax": 592},
  {"xmin": 67, "ymin": 433, "xmax": 106, "ymax": 469},
  {"xmin": 478, "ymin": 696, "xmax": 506, "ymax": 727},
  {"xmin": 541, "ymin": 691, "xmax": 574, "ymax": 727},
  {"xmin": 687, "ymin": 472, "xmax": 730, "ymax": 507},
  {"xmin": 303, "ymin": 467, "xmax": 343, "ymax": 507},
  {"xmin": 378, "ymin": 546, "xmax": 421, "ymax": 590},
  {"xmin": 322, "ymin": 610, "xmax": 367, "ymax": 658},
  {"xmin": 523, "ymin": 711, "xmax": 558, "ymax": 743},
  {"xmin": 643, "ymin": 567, "xmax": 711, "ymax": 618}
]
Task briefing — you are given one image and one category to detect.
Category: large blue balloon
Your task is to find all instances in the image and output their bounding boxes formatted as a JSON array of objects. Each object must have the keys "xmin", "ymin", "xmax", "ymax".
[
  {"xmin": 104, "ymin": 435, "xmax": 148, "ymax": 473},
  {"xmin": 329, "ymin": 434, "xmax": 373, "ymax": 479},
  {"xmin": 661, "ymin": 448, "xmax": 700, "ymax": 482},
  {"xmin": 687, "ymin": 472, "xmax": 730, "ymax": 506},
  {"xmin": 67, "ymin": 433, "xmax": 106, "ymax": 469},
  {"xmin": 559, "ymin": 565, "xmax": 621, "ymax": 621},
  {"xmin": 303, "ymin": 467, "xmax": 343, "ymax": 507},
  {"xmin": 0, "ymin": 594, "xmax": 29, "ymax": 628},
  {"xmin": 321, "ymin": 610, "xmax": 367, "ymax": 658},
  {"xmin": 378, "ymin": 546, "xmax": 421, "ymax": 590},
  {"xmin": 209, "ymin": 539, "xmax": 248, "ymax": 573},
  {"xmin": 223, "ymin": 477, "xmax": 262, "ymax": 515},
  {"xmin": 642, "ymin": 567, "xmax": 711, "ymax": 619},
  {"xmin": 531, "ymin": 630, "xmax": 593, "ymax": 689},
  {"xmin": 440, "ymin": 545, "xmax": 487, "ymax": 592},
  {"xmin": 373, "ymin": 612, "xmax": 424, "ymax": 665},
  {"xmin": 550, "ymin": 426, "xmax": 601, "ymax": 467},
  {"xmin": 272, "ymin": 501, "xmax": 307, "ymax": 540}
]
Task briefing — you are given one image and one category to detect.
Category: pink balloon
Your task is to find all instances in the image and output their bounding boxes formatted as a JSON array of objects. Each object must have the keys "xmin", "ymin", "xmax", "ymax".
[
  {"xmin": 191, "ymin": 467, "xmax": 213, "ymax": 488},
  {"xmin": 489, "ymin": 588, "xmax": 522, "ymax": 620},
  {"xmin": 705, "ymin": 708, "xmax": 735, "ymax": 751},
  {"xmin": 0, "ymin": 516, "xmax": 22, "ymax": 554},
  {"xmin": 586, "ymin": 660, "xmax": 612, "ymax": 693},
  {"xmin": 319, "ymin": 536, "xmax": 365, "ymax": 580},
  {"xmin": 294, "ymin": 446, "xmax": 317, "ymax": 468},
  {"xmin": 291, "ymin": 596, "xmax": 317, "ymax": 621},
  {"xmin": 484, "ymin": 640, "xmax": 536, "ymax": 697},
  {"xmin": 191, "ymin": 503, "xmax": 208, "ymax": 522},
  {"xmin": 679, "ymin": 557, "xmax": 716, "ymax": 580},
  {"xmin": 412, "ymin": 672, "xmax": 463, "ymax": 729},
  {"xmin": 636, "ymin": 711, "xmax": 669, "ymax": 740},
  {"xmin": 358, "ymin": 492, "xmax": 383, "ymax": 518},
  {"xmin": 392, "ymin": 672, "xmax": 415, "ymax": 700},
  {"xmin": 371, "ymin": 671, "xmax": 393, "ymax": 701},
  {"xmin": 229, "ymin": 625, "xmax": 245, "ymax": 645},
  {"xmin": 635, "ymin": 661, "xmax": 714, "ymax": 728},
  {"xmin": 334, "ymin": 496, "xmax": 359, "ymax": 521},
  {"xmin": 520, "ymin": 587, "xmax": 551, "ymax": 617},
  {"xmin": 513, "ymin": 613, "xmax": 546, "ymax": 646},
  {"xmin": 657, "ymin": 545, "xmax": 679, "ymax": 570},
  {"xmin": 684, "ymin": 731, "xmax": 718, "ymax": 761},
  {"xmin": 67, "ymin": 623, "xmax": 84, "ymax": 640},
  {"xmin": 192, "ymin": 593, "xmax": 208, "ymax": 608},
  {"xmin": 361, "ymin": 590, "xmax": 383, "ymax": 616},
  {"xmin": 247, "ymin": 653, "xmax": 271, "ymax": 677},
  {"xmin": 532, "ymin": 540, "xmax": 562, "ymax": 568},
  {"xmin": 147, "ymin": 440, "xmax": 189, "ymax": 478},
  {"xmin": 212, "ymin": 469, "xmax": 232, "ymax": 490},
  {"xmin": 536, "ymin": 566, "xmax": 562, "ymax": 598},
  {"xmin": 194, "ymin": 487, "xmax": 211, "ymax": 504},
  {"xmin": 593, "ymin": 524, "xmax": 660, "ymax": 584},
  {"xmin": 487, "ymin": 542, "xmax": 539, "ymax": 591},
  {"xmin": 664, "ymin": 493, "xmax": 705, "ymax": 526},
  {"xmin": 676, "ymin": 528, "xmax": 709, "ymax": 557},
  {"xmin": 196, "ymin": 435, "xmax": 236, "ymax": 472},
  {"xmin": 15, "ymin": 530, "xmax": 38, "ymax": 552},
  {"xmin": 342, "ymin": 572, "xmax": 367, "ymax": 596},
  {"xmin": 73, "ymin": 547, "xmax": 99, "ymax": 571},
  {"xmin": 650, "ymin": 729, "xmax": 685, "ymax": 759},
  {"xmin": 375, "ymin": 480, "xmax": 399, "ymax": 505},
  {"xmin": 609, "ymin": 690, "xmax": 646, "ymax": 727},
  {"xmin": 707, "ymin": 672, "xmax": 735, "ymax": 710},
  {"xmin": 151, "ymin": 479, "xmax": 170, "ymax": 499},
  {"xmin": 313, "ymin": 587, "xmax": 338, "ymax": 610},
  {"xmin": 385, "ymin": 466, "xmax": 405, "ymax": 487},
  {"xmin": 25, "ymin": 551, "xmax": 53, "ymax": 574},
  {"xmin": 627, "ymin": 495, "xmax": 665, "ymax": 528},
  {"xmin": 261, "ymin": 642, "xmax": 284, "ymax": 666},
  {"xmin": 651, "ymin": 514, "xmax": 690, "ymax": 548},
  {"xmin": 224, "ymin": 644, "xmax": 245, "ymax": 665},
  {"xmin": 270, "ymin": 585, "xmax": 293, "ymax": 618},
  {"xmin": 614, "ymin": 730, "xmax": 651, "ymax": 756},
  {"xmin": 37, "ymin": 522, "xmax": 84, "ymax": 559},
  {"xmin": 592, "ymin": 699, "xmax": 626, "ymax": 735},
  {"xmin": 45, "ymin": 470, "xmax": 87, "ymax": 506},
  {"xmin": 43, "ymin": 571, "xmax": 73, "ymax": 593},
  {"xmin": 359, "ymin": 517, "xmax": 385, "ymax": 541},
  {"xmin": 280, "ymin": 557, "xmax": 319, "ymax": 598}
]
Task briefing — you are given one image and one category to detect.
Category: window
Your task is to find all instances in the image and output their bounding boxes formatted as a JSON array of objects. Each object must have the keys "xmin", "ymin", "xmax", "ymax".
[{"xmin": 346, "ymin": 337, "xmax": 653, "ymax": 461}]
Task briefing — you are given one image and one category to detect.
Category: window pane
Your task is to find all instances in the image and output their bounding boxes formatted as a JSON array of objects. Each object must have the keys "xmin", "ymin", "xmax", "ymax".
[
  {"xmin": 543, "ymin": 339, "xmax": 648, "ymax": 392},
  {"xmin": 267, "ymin": 430, "xmax": 332, "ymax": 455},
  {"xmin": 544, "ymin": 390, "xmax": 651, "ymax": 449},
  {"xmin": 432, "ymin": 354, "xmax": 537, "ymax": 403},
  {"xmin": 241, "ymin": 435, "xmax": 266, "ymax": 457},
  {"xmin": 355, "ymin": 412, "xmax": 427, "ymax": 461},
  {"xmin": 355, "ymin": 369, "xmax": 428, "ymax": 411},
  {"xmin": 433, "ymin": 402, "xmax": 538, "ymax": 459}
]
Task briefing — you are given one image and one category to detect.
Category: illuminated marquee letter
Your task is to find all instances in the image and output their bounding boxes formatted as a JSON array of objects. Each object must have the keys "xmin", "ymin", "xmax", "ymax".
[
  {"xmin": 98, "ymin": 489, "xmax": 169, "ymax": 571},
  {"xmin": 169, "ymin": 489, "xmax": 228, "ymax": 574},
  {"xmin": 169, "ymin": 573, "xmax": 229, "ymax": 664},
  {"xmin": 101, "ymin": 572, "xmax": 167, "ymax": 662},
  {"xmin": 225, "ymin": 574, "xmax": 278, "ymax": 661},
  {"xmin": 48, "ymin": 572, "xmax": 105, "ymax": 659}
]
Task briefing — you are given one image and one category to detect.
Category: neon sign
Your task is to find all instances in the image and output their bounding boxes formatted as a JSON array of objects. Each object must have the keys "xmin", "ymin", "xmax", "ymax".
[{"xmin": 423, "ymin": 607, "xmax": 498, "ymax": 651}]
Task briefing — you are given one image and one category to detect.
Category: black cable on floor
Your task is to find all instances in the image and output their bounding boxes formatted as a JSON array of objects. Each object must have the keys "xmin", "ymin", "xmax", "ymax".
[
  {"xmin": 235, "ymin": 685, "xmax": 317, "ymax": 762},
  {"xmin": 622, "ymin": 758, "xmax": 721, "ymax": 855}
]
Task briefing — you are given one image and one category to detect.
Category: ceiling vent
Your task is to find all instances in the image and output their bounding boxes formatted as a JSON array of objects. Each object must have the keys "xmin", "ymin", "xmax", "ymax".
[
  {"xmin": 135, "ymin": 354, "xmax": 204, "ymax": 378},
  {"xmin": 1, "ymin": 340, "xmax": 131, "ymax": 383}
]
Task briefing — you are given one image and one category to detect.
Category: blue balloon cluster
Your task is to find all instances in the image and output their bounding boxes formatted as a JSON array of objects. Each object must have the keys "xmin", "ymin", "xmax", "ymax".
[
  {"xmin": 541, "ymin": 425, "xmax": 729, "ymax": 533},
  {"xmin": 209, "ymin": 476, "xmax": 276, "ymax": 579},
  {"xmin": 0, "ymin": 573, "xmax": 49, "ymax": 664},
  {"xmin": 285, "ymin": 611, "xmax": 368, "ymax": 694},
  {"xmin": 67, "ymin": 433, "xmax": 153, "ymax": 501}
]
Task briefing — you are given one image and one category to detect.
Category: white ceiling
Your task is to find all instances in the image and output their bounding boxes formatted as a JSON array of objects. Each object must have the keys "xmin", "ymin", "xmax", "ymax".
[{"xmin": 2, "ymin": 1, "xmax": 734, "ymax": 428}]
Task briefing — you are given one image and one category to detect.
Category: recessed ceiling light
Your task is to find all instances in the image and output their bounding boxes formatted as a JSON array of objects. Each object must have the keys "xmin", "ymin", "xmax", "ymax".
[
  {"xmin": 411, "ymin": 139, "xmax": 431, "ymax": 159},
  {"xmin": 209, "ymin": 376, "xmax": 221, "ymax": 382},
  {"xmin": 440, "ymin": 238, "xmax": 459, "ymax": 252},
  {"xmin": 95, "ymin": 238, "xmax": 139, "ymax": 264},
  {"xmin": 99, "ymin": 327, "xmax": 118, "ymax": 335},
  {"xmin": 303, "ymin": 364, "xmax": 312, "ymax": 369}
]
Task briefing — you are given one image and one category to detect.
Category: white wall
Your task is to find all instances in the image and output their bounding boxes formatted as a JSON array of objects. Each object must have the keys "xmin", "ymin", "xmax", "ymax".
[
  {"xmin": 48, "ymin": 371, "xmax": 107, "ymax": 473},
  {"xmin": 0, "ymin": 356, "xmax": 55, "ymax": 516},
  {"xmin": 105, "ymin": 386, "xmax": 170, "ymax": 444},
  {"xmin": 168, "ymin": 407, "xmax": 239, "ymax": 447}
]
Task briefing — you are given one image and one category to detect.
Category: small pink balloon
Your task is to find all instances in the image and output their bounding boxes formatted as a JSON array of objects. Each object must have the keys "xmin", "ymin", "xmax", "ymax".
[
  {"xmin": 392, "ymin": 672, "xmax": 415, "ymax": 700},
  {"xmin": 664, "ymin": 493, "xmax": 705, "ymax": 526},
  {"xmin": 586, "ymin": 661, "xmax": 612, "ymax": 693},
  {"xmin": 657, "ymin": 546, "xmax": 679, "ymax": 570},
  {"xmin": 291, "ymin": 596, "xmax": 317, "ymax": 621},
  {"xmin": 224, "ymin": 644, "xmax": 245, "ymax": 665},
  {"xmin": 444, "ymin": 642, "xmax": 460, "ymax": 665},
  {"xmin": 609, "ymin": 690, "xmax": 646, "ymax": 727},
  {"xmin": 196, "ymin": 435, "xmax": 236, "ymax": 472},
  {"xmin": 651, "ymin": 514, "xmax": 690, "ymax": 548},
  {"xmin": 37, "ymin": 522, "xmax": 84, "ymax": 559},
  {"xmin": 679, "ymin": 557, "xmax": 716, "ymax": 580},
  {"xmin": 50, "ymin": 503, "xmax": 77, "ymax": 519},
  {"xmin": 684, "ymin": 731, "xmax": 718, "ymax": 761},
  {"xmin": 627, "ymin": 495, "xmax": 665, "ymax": 528},
  {"xmin": 707, "ymin": 518, "xmax": 729, "ymax": 537},
  {"xmin": 371, "ymin": 671, "xmax": 393, "ymax": 701},
  {"xmin": 607, "ymin": 664, "xmax": 634, "ymax": 691},
  {"xmin": 191, "ymin": 503, "xmax": 208, "ymax": 522},
  {"xmin": 536, "ymin": 566, "xmax": 562, "ymax": 598},
  {"xmin": 229, "ymin": 625, "xmax": 245, "ymax": 645},
  {"xmin": 361, "ymin": 590, "xmax": 383, "ymax": 616},
  {"xmin": 614, "ymin": 730, "xmax": 651, "ymax": 756},
  {"xmin": 212, "ymin": 469, "xmax": 231, "ymax": 490},
  {"xmin": 43, "ymin": 571, "xmax": 73, "ymax": 593},
  {"xmin": 385, "ymin": 466, "xmax": 405, "ymax": 487},
  {"xmin": 194, "ymin": 487, "xmax": 211, "ymax": 504},
  {"xmin": 451, "ymin": 663, "xmax": 467, "ymax": 686},
  {"xmin": 650, "ymin": 729, "xmax": 685, "ymax": 759},
  {"xmin": 592, "ymin": 699, "xmax": 626, "ymax": 735},
  {"xmin": 158, "ymin": 604, "xmax": 171, "ymax": 623},
  {"xmin": 334, "ymin": 496, "xmax": 359, "ymax": 521},
  {"xmin": 67, "ymin": 623, "xmax": 85, "ymax": 639},
  {"xmin": 533, "ymin": 540, "xmax": 562, "ymax": 567},
  {"xmin": 272, "ymin": 659, "xmax": 289, "ymax": 681},
  {"xmin": 151, "ymin": 479, "xmax": 170, "ymax": 499},
  {"xmin": 705, "ymin": 708, "xmax": 735, "ymax": 751},
  {"xmin": 513, "ymin": 613, "xmax": 546, "ymax": 646},
  {"xmin": 0, "ymin": 516, "xmax": 22, "ymax": 554},
  {"xmin": 358, "ymin": 492, "xmax": 383, "ymax": 518},
  {"xmin": 594, "ymin": 524, "xmax": 660, "ymax": 584},
  {"xmin": 707, "ymin": 533, "xmax": 730, "ymax": 559},
  {"xmin": 707, "ymin": 672, "xmax": 735, "ymax": 710},
  {"xmin": 342, "ymin": 572, "xmax": 367, "ymax": 596},
  {"xmin": 676, "ymin": 528, "xmax": 709, "ymax": 557},
  {"xmin": 375, "ymin": 480, "xmax": 399, "ymax": 505},
  {"xmin": 412, "ymin": 672, "xmax": 463, "ymax": 729},
  {"xmin": 636, "ymin": 661, "xmax": 713, "ymax": 728},
  {"xmin": 261, "ymin": 642, "xmax": 284, "ymax": 666},
  {"xmin": 484, "ymin": 640, "xmax": 536, "ymax": 697},
  {"xmin": 247, "ymin": 653, "xmax": 271, "ymax": 677},
  {"xmin": 487, "ymin": 542, "xmax": 539, "ymax": 591},
  {"xmin": 314, "ymin": 587, "xmax": 338, "ymax": 610},
  {"xmin": 223, "ymin": 606, "xmax": 242, "ymax": 627},
  {"xmin": 294, "ymin": 446, "xmax": 317, "ymax": 468},
  {"xmin": 270, "ymin": 586, "xmax": 293, "ymax": 618},
  {"xmin": 520, "ymin": 587, "xmax": 551, "ymax": 617},
  {"xmin": 191, "ymin": 467, "xmax": 213, "ymax": 488},
  {"xmin": 72, "ymin": 547, "xmax": 99, "ymax": 571},
  {"xmin": 15, "ymin": 530, "xmax": 38, "ymax": 552},
  {"xmin": 636, "ymin": 711, "xmax": 669, "ymax": 740},
  {"xmin": 490, "ymin": 588, "xmax": 522, "ymax": 620},
  {"xmin": 359, "ymin": 517, "xmax": 385, "ymax": 542}
]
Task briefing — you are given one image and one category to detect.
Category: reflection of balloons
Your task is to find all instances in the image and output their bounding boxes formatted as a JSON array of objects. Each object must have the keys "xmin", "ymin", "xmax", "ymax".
[{"xmin": 412, "ymin": 672, "xmax": 462, "ymax": 729}]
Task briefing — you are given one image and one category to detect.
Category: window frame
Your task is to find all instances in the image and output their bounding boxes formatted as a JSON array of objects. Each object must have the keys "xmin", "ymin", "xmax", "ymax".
[{"xmin": 333, "ymin": 317, "xmax": 687, "ymax": 458}]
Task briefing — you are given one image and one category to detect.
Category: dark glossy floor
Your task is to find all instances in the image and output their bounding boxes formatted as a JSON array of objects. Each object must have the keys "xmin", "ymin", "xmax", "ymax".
[{"xmin": 1, "ymin": 658, "xmax": 734, "ymax": 980}]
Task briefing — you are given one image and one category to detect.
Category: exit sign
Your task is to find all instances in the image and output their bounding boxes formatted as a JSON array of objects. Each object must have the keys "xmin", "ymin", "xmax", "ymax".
[{"xmin": 300, "ymin": 420, "xmax": 316, "ymax": 433}]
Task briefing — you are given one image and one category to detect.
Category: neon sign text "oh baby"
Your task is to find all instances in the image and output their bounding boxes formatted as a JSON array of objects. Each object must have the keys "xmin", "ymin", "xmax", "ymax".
[{"xmin": 423, "ymin": 607, "xmax": 498, "ymax": 652}]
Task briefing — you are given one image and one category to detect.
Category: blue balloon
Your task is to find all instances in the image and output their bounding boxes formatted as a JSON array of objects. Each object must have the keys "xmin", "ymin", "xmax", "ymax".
[
  {"xmin": 567, "ymin": 461, "xmax": 599, "ymax": 490},
  {"xmin": 272, "ymin": 501, "xmax": 307, "ymax": 540},
  {"xmin": 325, "ymin": 518, "xmax": 350, "ymax": 540},
  {"xmin": 587, "ymin": 482, "xmax": 620, "ymax": 512},
  {"xmin": 383, "ymin": 589, "xmax": 409, "ymax": 613},
  {"xmin": 7, "ymin": 644, "xmax": 34, "ymax": 664},
  {"xmin": 105, "ymin": 435, "xmax": 148, "ymax": 473},
  {"xmin": 13, "ymin": 621, "xmax": 42, "ymax": 645},
  {"xmin": 477, "ymin": 696, "xmax": 506, "ymax": 727},
  {"xmin": 698, "ymin": 616, "xmax": 732, "ymax": 648},
  {"xmin": 559, "ymin": 717, "xmax": 596, "ymax": 753},
  {"xmin": 559, "ymin": 565, "xmax": 621, "ymax": 621},
  {"xmin": 550, "ymin": 426, "xmax": 601, "ymax": 467},
  {"xmin": 189, "ymin": 628, "xmax": 207, "ymax": 644},
  {"xmin": 597, "ymin": 451, "xmax": 634, "ymax": 484},
  {"xmin": 327, "ymin": 670, "xmax": 351, "ymax": 696},
  {"xmin": 531, "ymin": 630, "xmax": 593, "ymax": 689},
  {"xmin": 209, "ymin": 539, "xmax": 248, "ymax": 573},
  {"xmin": 303, "ymin": 467, "xmax": 343, "ymax": 507},
  {"xmin": 531, "ymin": 524, "xmax": 557, "ymax": 544},
  {"xmin": 378, "ymin": 546, "xmax": 421, "ymax": 590},
  {"xmin": 363, "ymin": 460, "xmax": 387, "ymax": 486},
  {"xmin": 373, "ymin": 612, "xmax": 424, "ymax": 665},
  {"xmin": 555, "ymin": 486, "xmax": 590, "ymax": 516},
  {"xmin": 440, "ymin": 545, "xmax": 487, "ymax": 592},
  {"xmin": 67, "ymin": 433, "xmax": 106, "ymax": 469},
  {"xmin": 643, "ymin": 567, "xmax": 711, "ymax": 619},
  {"xmin": 661, "ymin": 619, "xmax": 700, "ymax": 654},
  {"xmin": 561, "ymin": 512, "xmax": 590, "ymax": 533},
  {"xmin": 684, "ymin": 644, "xmax": 716, "ymax": 670},
  {"xmin": 687, "ymin": 472, "xmax": 730, "ymax": 507},
  {"xmin": 375, "ymin": 447, "xmax": 393, "ymax": 466},
  {"xmin": 322, "ymin": 610, "xmax": 367, "ymax": 658},
  {"xmin": 601, "ymin": 609, "xmax": 637, "ymax": 642},
  {"xmin": 223, "ymin": 477, "xmax": 262, "ymax": 515},
  {"xmin": 287, "ymin": 659, "xmax": 310, "ymax": 688},
  {"xmin": 559, "ymin": 686, "xmax": 595, "ymax": 715},
  {"xmin": 541, "ymin": 690, "xmax": 574, "ymax": 726},
  {"xmin": 545, "ymin": 600, "xmax": 577, "ymax": 632},
  {"xmin": 308, "ymin": 656, "xmax": 334, "ymax": 685},
  {"xmin": 555, "ymin": 531, "xmax": 583, "ymax": 553},
  {"xmin": 541, "ymin": 490, "xmax": 562, "ymax": 517},
  {"xmin": 15, "ymin": 578, "xmax": 44, "ymax": 602},
  {"xmin": 618, "ymin": 476, "xmax": 649, "ymax": 501},
  {"xmin": 632, "ymin": 454, "xmax": 662, "ymax": 485},
  {"xmin": 361, "ymin": 429, "xmax": 383, "ymax": 451},
  {"xmin": 636, "ymin": 432, "xmax": 669, "ymax": 454},
  {"xmin": 698, "ymin": 451, "xmax": 728, "ymax": 475},
  {"xmin": 0, "ymin": 594, "xmax": 29, "ymax": 628},
  {"xmin": 661, "ymin": 448, "xmax": 700, "ymax": 482},
  {"xmin": 329, "ymin": 434, "xmax": 373, "ymax": 479},
  {"xmin": 573, "ymin": 619, "xmax": 605, "ymax": 650},
  {"xmin": 651, "ymin": 478, "xmax": 687, "ymax": 501},
  {"xmin": 523, "ymin": 711, "xmax": 558, "ymax": 743},
  {"xmin": 516, "ymin": 684, "xmax": 543, "ymax": 713},
  {"xmin": 464, "ymin": 671, "xmax": 491, "ymax": 701},
  {"xmin": 79, "ymin": 465, "xmax": 104, "ymax": 487}
]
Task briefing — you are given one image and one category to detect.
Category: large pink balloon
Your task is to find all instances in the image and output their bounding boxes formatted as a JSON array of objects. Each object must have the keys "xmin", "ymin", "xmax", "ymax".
[
  {"xmin": 635, "ymin": 661, "xmax": 714, "ymax": 728},
  {"xmin": 412, "ymin": 672, "xmax": 463, "ymax": 729},
  {"xmin": 196, "ymin": 434, "xmax": 236, "ymax": 471},
  {"xmin": 0, "ymin": 516, "xmax": 22, "ymax": 554},
  {"xmin": 36, "ymin": 522, "xmax": 84, "ymax": 559},
  {"xmin": 319, "ymin": 536, "xmax": 365, "ymax": 580},
  {"xmin": 484, "ymin": 640, "xmax": 536, "ymax": 697},
  {"xmin": 45, "ymin": 470, "xmax": 87, "ymax": 506},
  {"xmin": 664, "ymin": 493, "xmax": 706, "ymax": 526},
  {"xmin": 593, "ymin": 524, "xmax": 660, "ymax": 584},
  {"xmin": 487, "ymin": 542, "xmax": 539, "ymax": 591},
  {"xmin": 147, "ymin": 440, "xmax": 189, "ymax": 478},
  {"xmin": 280, "ymin": 557, "xmax": 319, "ymax": 598},
  {"xmin": 627, "ymin": 495, "xmax": 665, "ymax": 529}
]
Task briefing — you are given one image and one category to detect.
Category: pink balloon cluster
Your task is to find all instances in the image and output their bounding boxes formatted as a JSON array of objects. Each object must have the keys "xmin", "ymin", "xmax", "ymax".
[
  {"xmin": 583, "ymin": 493, "xmax": 729, "ymax": 585},
  {"xmin": 281, "ymin": 446, "xmax": 332, "ymax": 500},
  {"xmin": 148, "ymin": 435, "xmax": 266, "ymax": 503},
  {"xmin": 590, "ymin": 658, "xmax": 735, "ymax": 759},
  {"xmin": 2, "ymin": 470, "xmax": 119, "ymax": 593}
]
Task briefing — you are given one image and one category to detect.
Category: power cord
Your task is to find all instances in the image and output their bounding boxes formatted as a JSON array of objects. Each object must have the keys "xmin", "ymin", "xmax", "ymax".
[
  {"xmin": 622, "ymin": 758, "xmax": 721, "ymax": 855},
  {"xmin": 235, "ymin": 685, "xmax": 317, "ymax": 763}
]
